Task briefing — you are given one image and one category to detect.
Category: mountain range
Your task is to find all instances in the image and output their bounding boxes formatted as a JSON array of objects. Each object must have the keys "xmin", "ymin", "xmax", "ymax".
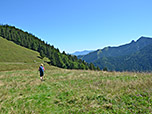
[
  {"xmin": 78, "ymin": 36, "xmax": 152, "ymax": 72},
  {"xmin": 1, "ymin": 24, "xmax": 152, "ymax": 72},
  {"xmin": 71, "ymin": 50, "xmax": 94, "ymax": 56}
]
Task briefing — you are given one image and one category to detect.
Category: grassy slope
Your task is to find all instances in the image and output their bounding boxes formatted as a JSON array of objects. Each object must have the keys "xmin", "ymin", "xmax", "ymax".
[
  {"xmin": 0, "ymin": 68, "xmax": 152, "ymax": 113},
  {"xmin": 0, "ymin": 37, "xmax": 43, "ymax": 63},
  {"xmin": 0, "ymin": 37, "xmax": 152, "ymax": 113},
  {"xmin": 0, "ymin": 37, "xmax": 50, "ymax": 71}
]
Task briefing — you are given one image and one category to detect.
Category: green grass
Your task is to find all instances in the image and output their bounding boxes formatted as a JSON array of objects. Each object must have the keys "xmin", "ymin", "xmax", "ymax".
[
  {"xmin": 0, "ymin": 37, "xmax": 50, "ymax": 71},
  {"xmin": 0, "ymin": 66, "xmax": 152, "ymax": 113},
  {"xmin": 0, "ymin": 37, "xmax": 152, "ymax": 113},
  {"xmin": 0, "ymin": 37, "xmax": 49, "ymax": 63}
]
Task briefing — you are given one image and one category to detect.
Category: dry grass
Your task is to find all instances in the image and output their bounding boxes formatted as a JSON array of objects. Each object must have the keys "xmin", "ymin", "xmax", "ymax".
[{"xmin": 0, "ymin": 67, "xmax": 152, "ymax": 113}]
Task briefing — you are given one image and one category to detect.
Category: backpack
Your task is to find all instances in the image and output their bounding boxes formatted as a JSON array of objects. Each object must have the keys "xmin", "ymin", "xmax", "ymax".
[{"xmin": 39, "ymin": 66, "xmax": 44, "ymax": 73}]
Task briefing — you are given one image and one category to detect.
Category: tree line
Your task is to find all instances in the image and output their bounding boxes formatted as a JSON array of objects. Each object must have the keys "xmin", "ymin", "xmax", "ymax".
[{"xmin": 0, "ymin": 24, "xmax": 100, "ymax": 70}]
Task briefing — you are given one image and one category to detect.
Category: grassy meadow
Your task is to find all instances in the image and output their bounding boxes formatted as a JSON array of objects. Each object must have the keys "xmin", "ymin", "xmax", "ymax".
[
  {"xmin": 0, "ymin": 37, "xmax": 152, "ymax": 113},
  {"xmin": 0, "ymin": 37, "xmax": 49, "ymax": 71},
  {"xmin": 0, "ymin": 65, "xmax": 152, "ymax": 113},
  {"xmin": 0, "ymin": 37, "xmax": 49, "ymax": 63}
]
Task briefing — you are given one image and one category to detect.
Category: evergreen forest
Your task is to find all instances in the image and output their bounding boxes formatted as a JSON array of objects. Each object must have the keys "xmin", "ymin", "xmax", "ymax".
[{"xmin": 0, "ymin": 25, "xmax": 100, "ymax": 70}]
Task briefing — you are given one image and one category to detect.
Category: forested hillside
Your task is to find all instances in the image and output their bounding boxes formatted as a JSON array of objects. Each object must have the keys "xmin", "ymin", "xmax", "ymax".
[
  {"xmin": 79, "ymin": 37, "xmax": 152, "ymax": 63},
  {"xmin": 79, "ymin": 37, "xmax": 152, "ymax": 72},
  {"xmin": 0, "ymin": 25, "xmax": 99, "ymax": 70},
  {"xmin": 94, "ymin": 43, "xmax": 152, "ymax": 72}
]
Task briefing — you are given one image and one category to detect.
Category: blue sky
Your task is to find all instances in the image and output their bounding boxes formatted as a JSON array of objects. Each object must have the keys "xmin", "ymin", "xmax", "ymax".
[{"xmin": 1, "ymin": 0, "xmax": 152, "ymax": 53}]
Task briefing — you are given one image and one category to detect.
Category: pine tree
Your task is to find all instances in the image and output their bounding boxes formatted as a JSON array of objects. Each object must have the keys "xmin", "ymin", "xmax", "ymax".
[
  {"xmin": 89, "ymin": 63, "xmax": 96, "ymax": 70},
  {"xmin": 103, "ymin": 67, "xmax": 108, "ymax": 71},
  {"xmin": 50, "ymin": 53, "xmax": 56, "ymax": 66},
  {"xmin": 97, "ymin": 66, "xmax": 101, "ymax": 71},
  {"xmin": 40, "ymin": 50, "xmax": 45, "ymax": 59}
]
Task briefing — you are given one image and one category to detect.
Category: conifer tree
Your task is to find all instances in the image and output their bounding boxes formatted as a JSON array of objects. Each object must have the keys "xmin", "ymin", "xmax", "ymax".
[{"xmin": 40, "ymin": 50, "xmax": 45, "ymax": 59}]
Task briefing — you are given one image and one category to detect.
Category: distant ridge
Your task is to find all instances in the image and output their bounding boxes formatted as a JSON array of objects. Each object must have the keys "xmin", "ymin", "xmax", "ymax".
[
  {"xmin": 72, "ymin": 50, "xmax": 94, "ymax": 56},
  {"xmin": 79, "ymin": 36, "xmax": 152, "ymax": 72}
]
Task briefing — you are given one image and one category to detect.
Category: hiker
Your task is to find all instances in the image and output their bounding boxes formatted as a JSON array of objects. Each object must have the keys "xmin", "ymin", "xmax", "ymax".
[{"xmin": 38, "ymin": 64, "xmax": 45, "ymax": 81}]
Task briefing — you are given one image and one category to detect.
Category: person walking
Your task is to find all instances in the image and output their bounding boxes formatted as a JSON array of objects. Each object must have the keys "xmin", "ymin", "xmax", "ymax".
[{"xmin": 39, "ymin": 63, "xmax": 45, "ymax": 81}]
